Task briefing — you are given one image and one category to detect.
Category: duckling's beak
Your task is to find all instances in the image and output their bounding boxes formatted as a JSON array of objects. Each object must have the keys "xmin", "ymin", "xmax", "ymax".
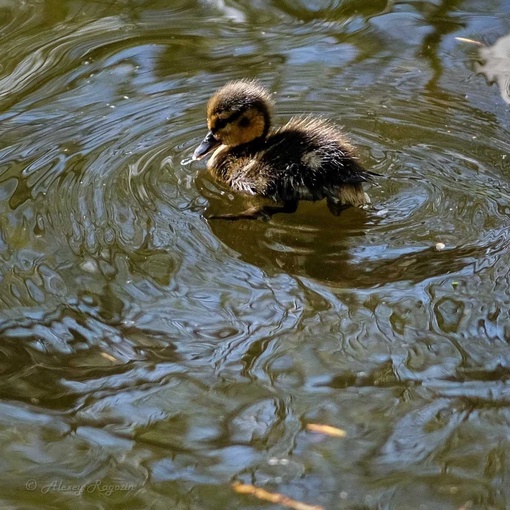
[{"xmin": 192, "ymin": 131, "xmax": 221, "ymax": 161}]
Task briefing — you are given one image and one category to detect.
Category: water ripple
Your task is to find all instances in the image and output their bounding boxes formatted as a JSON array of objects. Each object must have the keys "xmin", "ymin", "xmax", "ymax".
[{"xmin": 0, "ymin": 2, "xmax": 509, "ymax": 509}]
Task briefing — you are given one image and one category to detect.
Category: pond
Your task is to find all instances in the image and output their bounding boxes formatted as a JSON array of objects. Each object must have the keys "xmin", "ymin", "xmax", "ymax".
[{"xmin": 0, "ymin": 0, "xmax": 509, "ymax": 509}]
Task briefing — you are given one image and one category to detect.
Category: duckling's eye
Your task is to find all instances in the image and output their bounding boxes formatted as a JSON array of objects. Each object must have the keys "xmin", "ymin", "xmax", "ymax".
[
  {"xmin": 239, "ymin": 116, "xmax": 250, "ymax": 128},
  {"xmin": 212, "ymin": 119, "xmax": 227, "ymax": 132}
]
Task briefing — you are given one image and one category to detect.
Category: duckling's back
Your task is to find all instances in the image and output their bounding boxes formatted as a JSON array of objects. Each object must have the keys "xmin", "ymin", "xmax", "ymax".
[
  {"xmin": 260, "ymin": 117, "xmax": 373, "ymax": 208},
  {"xmin": 208, "ymin": 116, "xmax": 374, "ymax": 211}
]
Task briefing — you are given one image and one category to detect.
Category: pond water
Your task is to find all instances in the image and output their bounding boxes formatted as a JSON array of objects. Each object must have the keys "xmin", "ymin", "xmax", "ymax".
[{"xmin": 0, "ymin": 1, "xmax": 509, "ymax": 509}]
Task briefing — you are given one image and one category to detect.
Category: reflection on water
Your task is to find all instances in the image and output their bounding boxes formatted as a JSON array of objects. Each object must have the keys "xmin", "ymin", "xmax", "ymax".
[{"xmin": 0, "ymin": 0, "xmax": 510, "ymax": 509}]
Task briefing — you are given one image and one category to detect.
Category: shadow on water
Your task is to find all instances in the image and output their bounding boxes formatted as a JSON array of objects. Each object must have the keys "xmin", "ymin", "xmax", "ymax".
[{"xmin": 204, "ymin": 193, "xmax": 488, "ymax": 287}]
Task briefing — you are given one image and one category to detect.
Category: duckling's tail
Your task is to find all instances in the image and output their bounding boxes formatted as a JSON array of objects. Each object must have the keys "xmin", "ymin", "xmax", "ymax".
[
  {"xmin": 327, "ymin": 183, "xmax": 370, "ymax": 214},
  {"xmin": 364, "ymin": 170, "xmax": 383, "ymax": 181}
]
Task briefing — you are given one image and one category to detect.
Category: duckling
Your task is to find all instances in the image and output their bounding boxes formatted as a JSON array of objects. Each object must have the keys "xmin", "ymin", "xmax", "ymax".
[{"xmin": 193, "ymin": 79, "xmax": 377, "ymax": 219}]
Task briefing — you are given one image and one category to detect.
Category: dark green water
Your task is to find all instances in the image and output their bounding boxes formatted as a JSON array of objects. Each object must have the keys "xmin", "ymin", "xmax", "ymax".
[{"xmin": 0, "ymin": 1, "xmax": 509, "ymax": 509}]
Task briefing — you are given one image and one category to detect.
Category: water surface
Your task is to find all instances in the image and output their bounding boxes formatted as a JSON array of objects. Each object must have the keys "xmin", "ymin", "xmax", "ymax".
[{"xmin": 0, "ymin": 1, "xmax": 510, "ymax": 509}]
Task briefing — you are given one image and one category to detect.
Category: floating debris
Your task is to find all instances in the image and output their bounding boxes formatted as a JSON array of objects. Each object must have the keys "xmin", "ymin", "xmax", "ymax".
[
  {"xmin": 455, "ymin": 36, "xmax": 484, "ymax": 46},
  {"xmin": 306, "ymin": 423, "xmax": 347, "ymax": 438},
  {"xmin": 232, "ymin": 482, "xmax": 325, "ymax": 510},
  {"xmin": 435, "ymin": 242, "xmax": 446, "ymax": 251},
  {"xmin": 476, "ymin": 34, "xmax": 510, "ymax": 104},
  {"xmin": 100, "ymin": 352, "xmax": 120, "ymax": 363}
]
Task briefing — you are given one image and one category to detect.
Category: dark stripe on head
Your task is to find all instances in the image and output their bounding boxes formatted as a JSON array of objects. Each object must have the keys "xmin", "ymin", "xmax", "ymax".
[{"xmin": 211, "ymin": 110, "xmax": 244, "ymax": 133}]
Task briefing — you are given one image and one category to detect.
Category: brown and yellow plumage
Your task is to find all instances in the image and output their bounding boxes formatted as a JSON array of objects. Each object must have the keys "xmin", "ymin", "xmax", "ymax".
[{"xmin": 193, "ymin": 80, "xmax": 377, "ymax": 219}]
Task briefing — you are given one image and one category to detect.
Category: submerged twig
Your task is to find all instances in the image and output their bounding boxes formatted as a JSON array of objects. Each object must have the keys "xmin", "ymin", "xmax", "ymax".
[
  {"xmin": 232, "ymin": 482, "xmax": 325, "ymax": 510},
  {"xmin": 306, "ymin": 423, "xmax": 347, "ymax": 438}
]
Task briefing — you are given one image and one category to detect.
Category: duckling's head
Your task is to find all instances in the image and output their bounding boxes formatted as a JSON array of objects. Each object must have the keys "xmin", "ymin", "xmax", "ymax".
[{"xmin": 193, "ymin": 80, "xmax": 273, "ymax": 160}]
